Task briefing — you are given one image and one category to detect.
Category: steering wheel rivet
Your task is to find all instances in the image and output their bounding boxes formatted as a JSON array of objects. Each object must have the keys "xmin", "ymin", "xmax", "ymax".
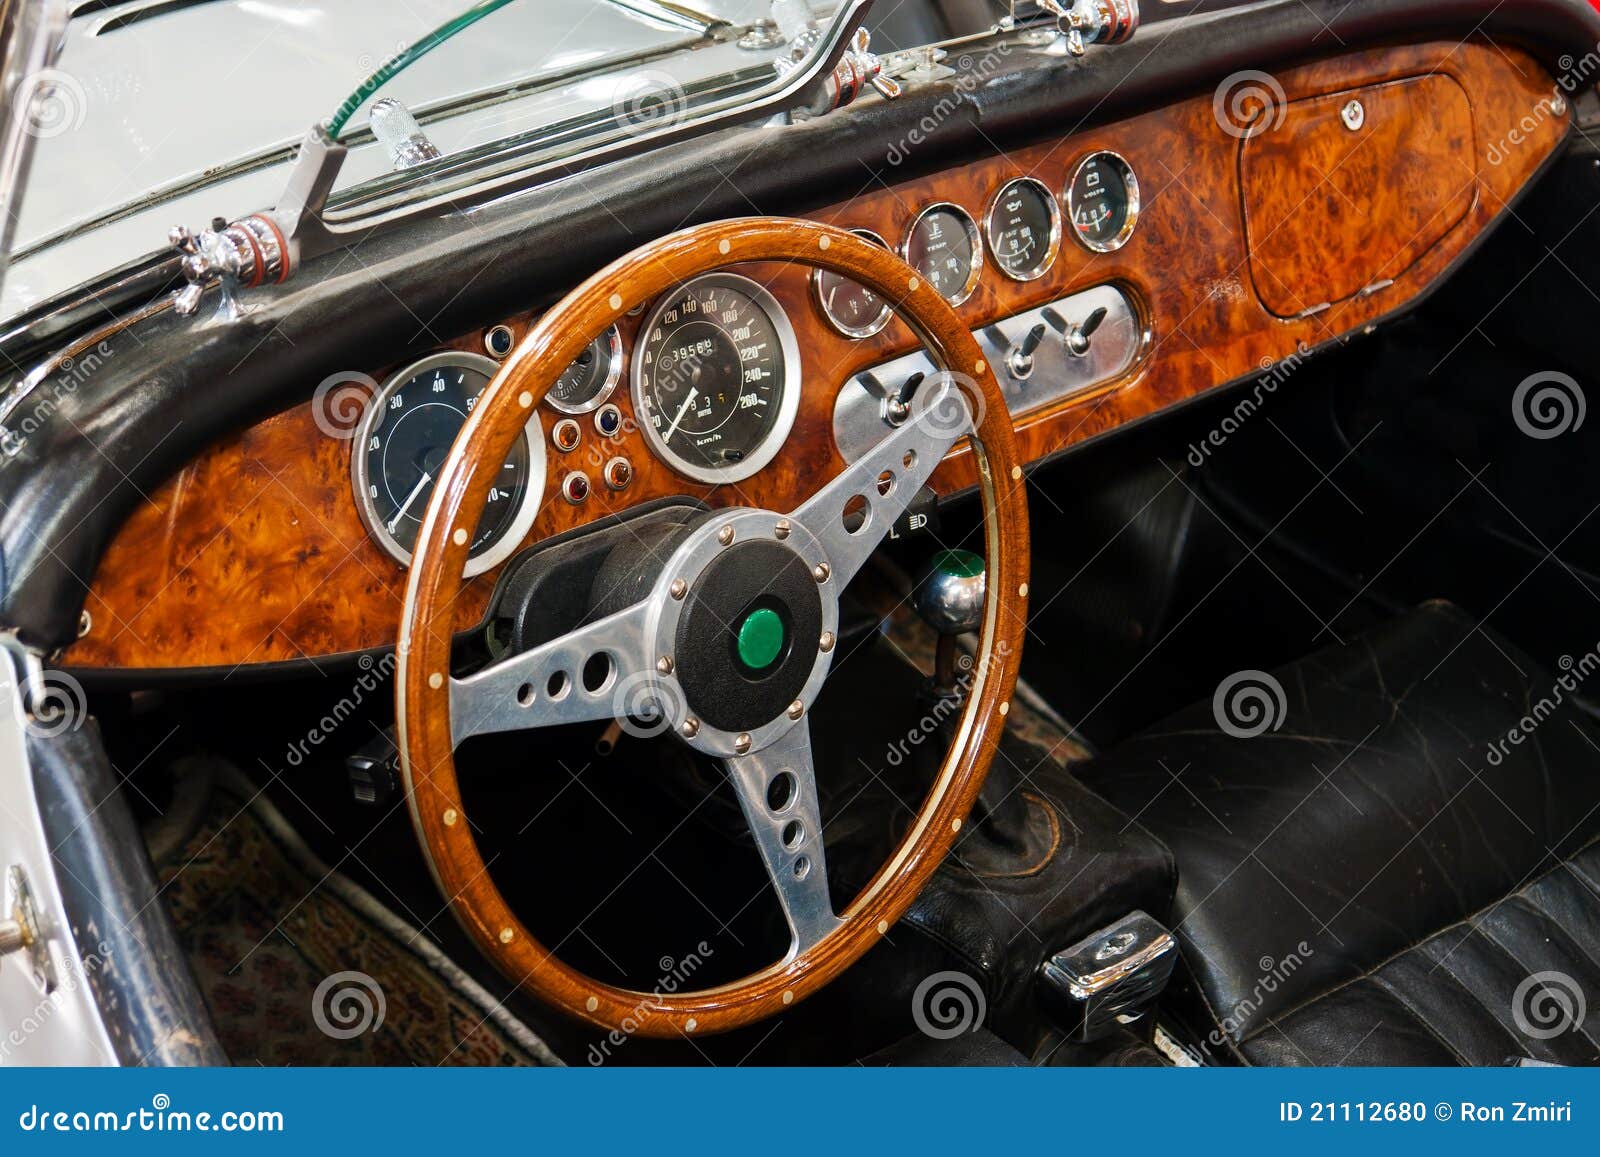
[
  {"xmin": 782, "ymin": 990, "xmax": 794, "ymax": 1005},
  {"xmin": 452, "ymin": 528, "xmax": 468, "ymax": 546},
  {"xmin": 717, "ymin": 525, "xmax": 735, "ymax": 546},
  {"xmin": 999, "ymin": 701, "xmax": 1010, "ymax": 716},
  {"xmin": 686, "ymin": 1018, "xmax": 698, "ymax": 1033},
  {"xmin": 442, "ymin": 807, "xmax": 458, "ymax": 826},
  {"xmin": 876, "ymin": 920, "xmax": 888, "ymax": 935},
  {"xmin": 1011, "ymin": 465, "xmax": 1022, "ymax": 480},
  {"xmin": 719, "ymin": 239, "xmax": 731, "ymax": 255},
  {"xmin": 787, "ymin": 700, "xmax": 804, "ymax": 720},
  {"xmin": 774, "ymin": 519, "xmax": 791, "ymax": 539},
  {"xmin": 813, "ymin": 562, "xmax": 830, "ymax": 583},
  {"xmin": 681, "ymin": 716, "xmax": 700, "ymax": 738},
  {"xmin": 952, "ymin": 818, "xmax": 962, "ymax": 833},
  {"xmin": 657, "ymin": 655, "xmax": 674, "ymax": 675},
  {"xmin": 586, "ymin": 996, "xmax": 599, "ymax": 1012},
  {"xmin": 1019, "ymin": 582, "xmax": 1029, "ymax": 597},
  {"xmin": 909, "ymin": 276, "xmax": 920, "ymax": 292},
  {"xmin": 669, "ymin": 578, "xmax": 687, "ymax": 600},
  {"xmin": 518, "ymin": 390, "xmax": 533, "ymax": 408},
  {"xmin": 734, "ymin": 732, "xmax": 752, "ymax": 755},
  {"xmin": 608, "ymin": 293, "xmax": 623, "ymax": 311},
  {"xmin": 818, "ymin": 235, "xmax": 830, "ymax": 250},
  {"xmin": 428, "ymin": 671, "xmax": 444, "ymax": 689},
  {"xmin": 499, "ymin": 927, "xmax": 515, "ymax": 944},
  {"xmin": 819, "ymin": 631, "xmax": 835, "ymax": 653}
]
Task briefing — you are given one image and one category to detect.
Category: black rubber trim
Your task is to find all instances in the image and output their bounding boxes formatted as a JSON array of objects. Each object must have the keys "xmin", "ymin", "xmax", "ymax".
[
  {"xmin": 1, "ymin": 0, "xmax": 1596, "ymax": 651},
  {"xmin": 28, "ymin": 721, "xmax": 226, "ymax": 1066}
]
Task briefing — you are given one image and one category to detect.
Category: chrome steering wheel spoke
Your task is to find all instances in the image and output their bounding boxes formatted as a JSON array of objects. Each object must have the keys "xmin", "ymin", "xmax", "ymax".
[
  {"xmin": 449, "ymin": 600, "xmax": 655, "ymax": 745},
  {"xmin": 791, "ymin": 373, "xmax": 972, "ymax": 589},
  {"xmin": 722, "ymin": 721, "xmax": 841, "ymax": 955}
]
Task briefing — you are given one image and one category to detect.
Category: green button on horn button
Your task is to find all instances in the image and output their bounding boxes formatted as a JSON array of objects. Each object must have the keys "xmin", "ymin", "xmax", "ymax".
[{"xmin": 737, "ymin": 607, "xmax": 786, "ymax": 671}]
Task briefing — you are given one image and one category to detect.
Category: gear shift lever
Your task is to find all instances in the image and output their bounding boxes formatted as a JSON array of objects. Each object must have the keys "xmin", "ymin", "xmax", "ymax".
[{"xmin": 913, "ymin": 549, "xmax": 986, "ymax": 695}]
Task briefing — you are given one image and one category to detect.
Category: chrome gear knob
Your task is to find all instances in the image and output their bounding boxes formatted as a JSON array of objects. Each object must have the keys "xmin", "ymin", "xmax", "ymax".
[{"xmin": 913, "ymin": 549, "xmax": 987, "ymax": 637}]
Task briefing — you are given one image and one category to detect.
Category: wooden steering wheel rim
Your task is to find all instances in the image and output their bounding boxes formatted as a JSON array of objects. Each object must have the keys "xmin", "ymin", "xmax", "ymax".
[{"xmin": 397, "ymin": 218, "xmax": 1029, "ymax": 1037}]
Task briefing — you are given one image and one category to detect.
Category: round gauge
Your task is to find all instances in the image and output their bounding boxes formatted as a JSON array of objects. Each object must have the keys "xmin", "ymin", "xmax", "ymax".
[
  {"xmin": 901, "ymin": 203, "xmax": 982, "ymax": 306},
  {"xmin": 631, "ymin": 272, "xmax": 801, "ymax": 484},
  {"xmin": 985, "ymin": 177, "xmax": 1061, "ymax": 282},
  {"xmin": 352, "ymin": 352, "xmax": 545, "ymax": 578},
  {"xmin": 545, "ymin": 324, "xmax": 623, "ymax": 414},
  {"xmin": 811, "ymin": 229, "xmax": 893, "ymax": 338},
  {"xmin": 1066, "ymin": 151, "xmax": 1140, "ymax": 253}
]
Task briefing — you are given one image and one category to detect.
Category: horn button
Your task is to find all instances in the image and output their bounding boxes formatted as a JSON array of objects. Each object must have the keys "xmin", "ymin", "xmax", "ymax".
[{"xmin": 674, "ymin": 539, "xmax": 824, "ymax": 733}]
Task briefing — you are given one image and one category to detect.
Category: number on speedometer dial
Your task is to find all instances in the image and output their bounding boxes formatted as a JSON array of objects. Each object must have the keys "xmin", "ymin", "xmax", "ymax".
[{"xmin": 631, "ymin": 273, "xmax": 802, "ymax": 484}]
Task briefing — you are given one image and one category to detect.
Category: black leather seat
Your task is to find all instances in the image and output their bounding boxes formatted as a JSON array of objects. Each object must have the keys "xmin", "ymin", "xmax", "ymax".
[{"xmin": 1077, "ymin": 602, "xmax": 1600, "ymax": 1065}]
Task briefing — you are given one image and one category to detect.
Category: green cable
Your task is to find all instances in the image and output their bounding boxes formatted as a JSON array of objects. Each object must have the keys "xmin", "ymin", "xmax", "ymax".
[{"xmin": 325, "ymin": 0, "xmax": 521, "ymax": 140}]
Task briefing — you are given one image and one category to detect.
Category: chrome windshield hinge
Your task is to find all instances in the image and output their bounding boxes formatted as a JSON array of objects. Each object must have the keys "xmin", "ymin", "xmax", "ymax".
[
  {"xmin": 778, "ymin": 26, "xmax": 899, "ymax": 116},
  {"xmin": 1032, "ymin": 0, "xmax": 1139, "ymax": 57}
]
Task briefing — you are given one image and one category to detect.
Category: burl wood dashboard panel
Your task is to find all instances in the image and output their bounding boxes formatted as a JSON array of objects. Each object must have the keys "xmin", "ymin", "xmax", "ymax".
[{"xmin": 68, "ymin": 39, "xmax": 1567, "ymax": 671}]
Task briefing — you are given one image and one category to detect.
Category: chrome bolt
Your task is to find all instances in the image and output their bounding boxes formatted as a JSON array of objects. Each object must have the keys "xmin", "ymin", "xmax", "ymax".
[
  {"xmin": 681, "ymin": 716, "xmax": 700, "ymax": 739},
  {"xmin": 669, "ymin": 578, "xmax": 688, "ymax": 600},
  {"xmin": 813, "ymin": 562, "xmax": 831, "ymax": 583},
  {"xmin": 787, "ymin": 700, "xmax": 804, "ymax": 720},
  {"xmin": 734, "ymin": 733, "xmax": 752, "ymax": 755},
  {"xmin": 656, "ymin": 656, "xmax": 674, "ymax": 675},
  {"xmin": 819, "ymin": 631, "xmax": 835, "ymax": 653},
  {"xmin": 774, "ymin": 519, "xmax": 791, "ymax": 540},
  {"xmin": 717, "ymin": 525, "xmax": 735, "ymax": 547}
]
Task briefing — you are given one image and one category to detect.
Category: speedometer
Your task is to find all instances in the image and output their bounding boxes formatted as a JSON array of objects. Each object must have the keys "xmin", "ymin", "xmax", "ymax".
[
  {"xmin": 352, "ymin": 352, "xmax": 545, "ymax": 578},
  {"xmin": 631, "ymin": 273, "xmax": 801, "ymax": 484}
]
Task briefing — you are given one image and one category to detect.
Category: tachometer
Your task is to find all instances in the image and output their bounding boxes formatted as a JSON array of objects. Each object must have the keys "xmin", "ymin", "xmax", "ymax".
[
  {"xmin": 631, "ymin": 272, "xmax": 801, "ymax": 484},
  {"xmin": 1066, "ymin": 151, "xmax": 1140, "ymax": 253},
  {"xmin": 545, "ymin": 324, "xmax": 623, "ymax": 414},
  {"xmin": 352, "ymin": 352, "xmax": 545, "ymax": 577},
  {"xmin": 986, "ymin": 177, "xmax": 1061, "ymax": 281},
  {"xmin": 902, "ymin": 202, "xmax": 982, "ymax": 306}
]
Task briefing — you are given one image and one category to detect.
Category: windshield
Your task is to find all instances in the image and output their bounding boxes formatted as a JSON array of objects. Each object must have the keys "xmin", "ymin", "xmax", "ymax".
[{"xmin": 0, "ymin": 0, "xmax": 848, "ymax": 323}]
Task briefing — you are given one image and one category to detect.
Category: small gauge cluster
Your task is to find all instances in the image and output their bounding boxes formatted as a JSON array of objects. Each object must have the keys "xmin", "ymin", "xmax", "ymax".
[
  {"xmin": 812, "ymin": 150, "xmax": 1140, "ymax": 337},
  {"xmin": 351, "ymin": 149, "xmax": 1141, "ymax": 576}
]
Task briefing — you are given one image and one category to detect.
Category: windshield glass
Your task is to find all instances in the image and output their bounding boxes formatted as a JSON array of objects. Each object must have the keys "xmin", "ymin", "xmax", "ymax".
[{"xmin": 1, "ymin": 0, "xmax": 849, "ymax": 322}]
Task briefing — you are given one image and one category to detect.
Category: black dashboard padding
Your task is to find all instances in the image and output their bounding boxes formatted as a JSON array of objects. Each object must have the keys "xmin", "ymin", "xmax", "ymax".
[
  {"xmin": 2, "ymin": 0, "xmax": 1598, "ymax": 651},
  {"xmin": 1076, "ymin": 601, "xmax": 1600, "ymax": 1065},
  {"xmin": 28, "ymin": 721, "xmax": 227, "ymax": 1066}
]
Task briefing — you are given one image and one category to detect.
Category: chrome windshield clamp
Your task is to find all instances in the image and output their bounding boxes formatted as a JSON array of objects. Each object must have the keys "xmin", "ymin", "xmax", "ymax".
[
  {"xmin": 779, "ymin": 26, "xmax": 899, "ymax": 116},
  {"xmin": 1035, "ymin": 0, "xmax": 1138, "ymax": 57}
]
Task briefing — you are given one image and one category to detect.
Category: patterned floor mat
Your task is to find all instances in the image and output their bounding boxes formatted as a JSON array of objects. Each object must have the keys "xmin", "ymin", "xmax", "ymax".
[{"xmin": 156, "ymin": 764, "xmax": 560, "ymax": 1066}]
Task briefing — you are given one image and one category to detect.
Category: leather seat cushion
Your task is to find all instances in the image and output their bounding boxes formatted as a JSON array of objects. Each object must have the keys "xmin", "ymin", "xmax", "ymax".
[{"xmin": 1076, "ymin": 601, "xmax": 1600, "ymax": 1064}]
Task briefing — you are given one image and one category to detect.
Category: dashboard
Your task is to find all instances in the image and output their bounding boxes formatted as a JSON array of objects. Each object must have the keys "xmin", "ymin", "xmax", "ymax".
[{"xmin": 65, "ymin": 38, "xmax": 1568, "ymax": 672}]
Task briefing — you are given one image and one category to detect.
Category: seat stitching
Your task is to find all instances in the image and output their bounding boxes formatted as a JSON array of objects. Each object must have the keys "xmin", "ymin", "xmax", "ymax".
[{"xmin": 1365, "ymin": 973, "xmax": 1474, "ymax": 1065}]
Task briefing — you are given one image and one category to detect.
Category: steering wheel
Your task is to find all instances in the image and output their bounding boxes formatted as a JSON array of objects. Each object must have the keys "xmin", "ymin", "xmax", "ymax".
[{"xmin": 396, "ymin": 218, "xmax": 1029, "ymax": 1037}]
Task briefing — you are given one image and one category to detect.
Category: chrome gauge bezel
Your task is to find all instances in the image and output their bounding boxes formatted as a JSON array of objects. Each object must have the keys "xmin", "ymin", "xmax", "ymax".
[
  {"xmin": 1065, "ymin": 151, "xmax": 1141, "ymax": 255},
  {"xmin": 985, "ymin": 176, "xmax": 1063, "ymax": 282},
  {"xmin": 351, "ymin": 351, "xmax": 546, "ymax": 579},
  {"xmin": 630, "ymin": 272, "xmax": 803, "ymax": 485},
  {"xmin": 543, "ymin": 323, "xmax": 624, "ymax": 415},
  {"xmin": 810, "ymin": 228, "xmax": 894, "ymax": 339},
  {"xmin": 901, "ymin": 201, "xmax": 984, "ymax": 307}
]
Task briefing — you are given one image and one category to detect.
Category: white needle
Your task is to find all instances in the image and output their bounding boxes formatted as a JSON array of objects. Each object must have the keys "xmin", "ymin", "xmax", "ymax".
[
  {"xmin": 665, "ymin": 387, "xmax": 699, "ymax": 443},
  {"xmin": 387, "ymin": 470, "xmax": 432, "ymax": 535}
]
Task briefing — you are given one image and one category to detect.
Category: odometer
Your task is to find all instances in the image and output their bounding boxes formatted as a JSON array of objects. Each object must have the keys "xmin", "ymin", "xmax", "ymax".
[
  {"xmin": 631, "ymin": 273, "xmax": 801, "ymax": 484},
  {"xmin": 986, "ymin": 177, "xmax": 1061, "ymax": 281},
  {"xmin": 352, "ymin": 352, "xmax": 545, "ymax": 578},
  {"xmin": 1066, "ymin": 151, "xmax": 1140, "ymax": 253},
  {"xmin": 902, "ymin": 203, "xmax": 982, "ymax": 306}
]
